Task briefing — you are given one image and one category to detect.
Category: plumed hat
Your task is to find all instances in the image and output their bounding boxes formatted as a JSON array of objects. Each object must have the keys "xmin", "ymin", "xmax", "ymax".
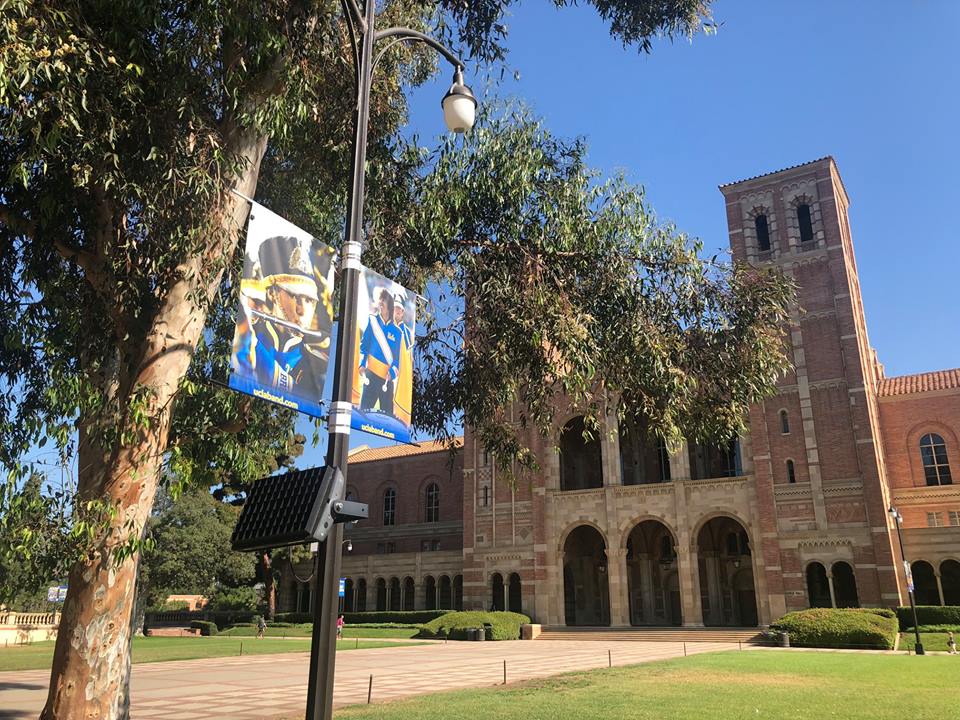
[{"xmin": 259, "ymin": 235, "xmax": 319, "ymax": 301}]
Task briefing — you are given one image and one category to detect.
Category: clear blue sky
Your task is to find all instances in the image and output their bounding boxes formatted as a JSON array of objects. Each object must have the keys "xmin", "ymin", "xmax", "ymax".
[
  {"xmin": 408, "ymin": 0, "xmax": 960, "ymax": 378},
  {"xmin": 297, "ymin": 0, "xmax": 960, "ymax": 467}
]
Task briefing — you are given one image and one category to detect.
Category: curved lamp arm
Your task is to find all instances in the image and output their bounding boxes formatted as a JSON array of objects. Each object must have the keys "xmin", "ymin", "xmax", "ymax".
[{"xmin": 373, "ymin": 27, "xmax": 464, "ymax": 70}]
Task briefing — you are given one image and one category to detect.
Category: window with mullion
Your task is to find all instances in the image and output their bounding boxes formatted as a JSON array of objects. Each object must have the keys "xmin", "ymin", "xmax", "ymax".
[
  {"xmin": 425, "ymin": 483, "xmax": 440, "ymax": 523},
  {"xmin": 920, "ymin": 433, "xmax": 952, "ymax": 486},
  {"xmin": 383, "ymin": 487, "xmax": 397, "ymax": 525}
]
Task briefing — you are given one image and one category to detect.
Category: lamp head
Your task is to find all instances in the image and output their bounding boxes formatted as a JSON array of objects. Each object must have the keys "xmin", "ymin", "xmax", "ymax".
[
  {"xmin": 345, "ymin": 539, "xmax": 353, "ymax": 553},
  {"xmin": 442, "ymin": 67, "xmax": 477, "ymax": 133}
]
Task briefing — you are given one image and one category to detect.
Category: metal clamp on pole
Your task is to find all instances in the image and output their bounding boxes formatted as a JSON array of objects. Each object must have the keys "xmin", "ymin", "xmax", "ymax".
[
  {"xmin": 327, "ymin": 401, "xmax": 353, "ymax": 436},
  {"xmin": 341, "ymin": 240, "xmax": 363, "ymax": 272}
]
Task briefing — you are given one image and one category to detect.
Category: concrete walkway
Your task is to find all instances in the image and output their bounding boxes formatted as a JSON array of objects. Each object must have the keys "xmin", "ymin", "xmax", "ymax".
[{"xmin": 0, "ymin": 639, "xmax": 737, "ymax": 719}]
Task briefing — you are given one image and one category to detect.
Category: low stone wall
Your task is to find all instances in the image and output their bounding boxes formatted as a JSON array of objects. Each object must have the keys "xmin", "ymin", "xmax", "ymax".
[{"xmin": 0, "ymin": 611, "xmax": 60, "ymax": 645}]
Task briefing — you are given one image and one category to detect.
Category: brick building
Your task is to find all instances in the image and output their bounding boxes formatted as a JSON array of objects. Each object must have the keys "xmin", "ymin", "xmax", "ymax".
[{"xmin": 280, "ymin": 158, "xmax": 959, "ymax": 625}]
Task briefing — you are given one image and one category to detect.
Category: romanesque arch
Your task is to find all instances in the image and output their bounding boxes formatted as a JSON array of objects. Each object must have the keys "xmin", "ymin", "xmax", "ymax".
[
  {"xmin": 911, "ymin": 561, "xmax": 939, "ymax": 606},
  {"xmin": 831, "ymin": 561, "xmax": 859, "ymax": 608},
  {"xmin": 696, "ymin": 516, "xmax": 757, "ymax": 626},
  {"xmin": 562, "ymin": 524, "xmax": 610, "ymax": 626},
  {"xmin": 559, "ymin": 416, "xmax": 603, "ymax": 491},
  {"xmin": 625, "ymin": 519, "xmax": 681, "ymax": 626},
  {"xmin": 941, "ymin": 559, "xmax": 960, "ymax": 605}
]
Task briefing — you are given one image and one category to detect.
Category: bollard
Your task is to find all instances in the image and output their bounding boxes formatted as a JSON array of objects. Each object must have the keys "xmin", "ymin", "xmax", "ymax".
[
  {"xmin": 240, "ymin": 641, "xmax": 243, "ymax": 657},
  {"xmin": 356, "ymin": 637, "xmax": 360, "ymax": 649},
  {"xmin": 368, "ymin": 674, "xmax": 373, "ymax": 704},
  {"xmin": 608, "ymin": 649, "xmax": 612, "ymax": 668},
  {"xmin": 503, "ymin": 660, "xmax": 507, "ymax": 685},
  {"xmin": 683, "ymin": 642, "xmax": 687, "ymax": 657}
]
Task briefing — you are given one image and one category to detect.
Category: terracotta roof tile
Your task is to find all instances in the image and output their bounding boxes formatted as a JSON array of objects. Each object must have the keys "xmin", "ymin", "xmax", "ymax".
[
  {"xmin": 877, "ymin": 369, "xmax": 960, "ymax": 397},
  {"xmin": 348, "ymin": 436, "xmax": 462, "ymax": 464},
  {"xmin": 719, "ymin": 156, "xmax": 832, "ymax": 189}
]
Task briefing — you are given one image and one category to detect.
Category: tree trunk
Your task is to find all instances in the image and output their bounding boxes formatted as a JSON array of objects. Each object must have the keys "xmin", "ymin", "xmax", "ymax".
[
  {"xmin": 41, "ymin": 129, "xmax": 268, "ymax": 720},
  {"xmin": 260, "ymin": 552, "xmax": 276, "ymax": 620}
]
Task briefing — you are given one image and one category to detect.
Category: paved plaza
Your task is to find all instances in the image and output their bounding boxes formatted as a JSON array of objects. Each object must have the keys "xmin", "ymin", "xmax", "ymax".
[{"xmin": 0, "ymin": 639, "xmax": 737, "ymax": 719}]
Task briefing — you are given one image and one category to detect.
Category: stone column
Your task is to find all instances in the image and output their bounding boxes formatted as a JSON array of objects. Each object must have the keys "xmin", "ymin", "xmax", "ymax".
[
  {"xmin": 706, "ymin": 552, "xmax": 722, "ymax": 625},
  {"xmin": 679, "ymin": 545, "xmax": 704, "ymax": 627},
  {"xmin": 935, "ymin": 572, "xmax": 945, "ymax": 606},
  {"xmin": 826, "ymin": 571, "xmax": 837, "ymax": 609},
  {"xmin": 639, "ymin": 554, "xmax": 654, "ymax": 622},
  {"xmin": 606, "ymin": 548, "xmax": 629, "ymax": 626}
]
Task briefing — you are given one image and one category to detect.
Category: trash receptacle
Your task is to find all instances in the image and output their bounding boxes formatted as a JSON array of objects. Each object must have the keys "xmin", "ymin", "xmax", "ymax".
[
  {"xmin": 476, "ymin": 626, "xmax": 485, "ymax": 641},
  {"xmin": 483, "ymin": 623, "xmax": 494, "ymax": 641},
  {"xmin": 466, "ymin": 628, "xmax": 477, "ymax": 641},
  {"xmin": 779, "ymin": 631, "xmax": 790, "ymax": 648}
]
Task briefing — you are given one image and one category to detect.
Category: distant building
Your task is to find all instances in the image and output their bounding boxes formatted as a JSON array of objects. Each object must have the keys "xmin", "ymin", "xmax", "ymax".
[{"xmin": 280, "ymin": 158, "xmax": 959, "ymax": 625}]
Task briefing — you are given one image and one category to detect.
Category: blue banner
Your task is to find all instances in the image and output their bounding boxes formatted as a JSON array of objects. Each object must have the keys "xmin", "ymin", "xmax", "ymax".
[
  {"xmin": 228, "ymin": 203, "xmax": 336, "ymax": 420},
  {"xmin": 350, "ymin": 267, "xmax": 416, "ymax": 443}
]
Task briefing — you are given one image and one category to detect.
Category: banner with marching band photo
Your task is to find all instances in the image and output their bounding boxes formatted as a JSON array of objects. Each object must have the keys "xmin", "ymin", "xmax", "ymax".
[
  {"xmin": 350, "ymin": 267, "xmax": 416, "ymax": 442},
  {"xmin": 228, "ymin": 202, "xmax": 336, "ymax": 419}
]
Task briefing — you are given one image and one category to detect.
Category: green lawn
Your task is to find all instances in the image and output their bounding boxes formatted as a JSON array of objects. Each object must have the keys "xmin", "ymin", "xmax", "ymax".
[
  {"xmin": 335, "ymin": 650, "xmax": 955, "ymax": 720},
  {"xmin": 217, "ymin": 626, "xmax": 421, "ymax": 639},
  {"xmin": 0, "ymin": 636, "xmax": 423, "ymax": 672},
  {"xmin": 900, "ymin": 632, "xmax": 954, "ymax": 652}
]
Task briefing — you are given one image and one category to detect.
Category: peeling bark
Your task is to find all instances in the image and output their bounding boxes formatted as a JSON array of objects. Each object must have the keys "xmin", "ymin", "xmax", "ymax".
[{"xmin": 41, "ymin": 129, "xmax": 269, "ymax": 720}]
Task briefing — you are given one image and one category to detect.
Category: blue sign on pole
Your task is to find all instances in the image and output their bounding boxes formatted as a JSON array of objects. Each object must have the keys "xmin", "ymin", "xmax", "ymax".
[{"xmin": 338, "ymin": 578, "xmax": 346, "ymax": 598}]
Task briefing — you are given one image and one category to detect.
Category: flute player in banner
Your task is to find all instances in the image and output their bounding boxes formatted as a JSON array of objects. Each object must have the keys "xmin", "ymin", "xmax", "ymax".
[
  {"xmin": 358, "ymin": 287, "xmax": 401, "ymax": 416},
  {"xmin": 232, "ymin": 235, "xmax": 333, "ymax": 402}
]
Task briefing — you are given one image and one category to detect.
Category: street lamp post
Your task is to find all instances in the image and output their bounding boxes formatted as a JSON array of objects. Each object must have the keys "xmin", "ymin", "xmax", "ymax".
[
  {"xmin": 305, "ymin": 2, "xmax": 475, "ymax": 719},
  {"xmin": 889, "ymin": 506, "xmax": 924, "ymax": 656}
]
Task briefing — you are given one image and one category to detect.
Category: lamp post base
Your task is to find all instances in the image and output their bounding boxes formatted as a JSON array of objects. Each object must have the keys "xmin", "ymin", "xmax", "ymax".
[{"xmin": 915, "ymin": 643, "xmax": 925, "ymax": 656}]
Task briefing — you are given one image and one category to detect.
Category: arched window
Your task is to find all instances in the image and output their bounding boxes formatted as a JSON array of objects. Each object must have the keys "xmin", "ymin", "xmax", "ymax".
[
  {"xmin": 797, "ymin": 204, "xmax": 814, "ymax": 243},
  {"xmin": 619, "ymin": 416, "xmax": 671, "ymax": 485},
  {"xmin": 343, "ymin": 578, "xmax": 355, "ymax": 613},
  {"xmin": 402, "ymin": 577, "xmax": 415, "ymax": 610},
  {"xmin": 755, "ymin": 214, "xmax": 771, "ymax": 252},
  {"xmin": 375, "ymin": 578, "xmax": 387, "ymax": 611},
  {"xmin": 382, "ymin": 487, "xmax": 396, "ymax": 525},
  {"xmin": 559, "ymin": 416, "xmax": 603, "ymax": 491},
  {"xmin": 389, "ymin": 577, "xmax": 401, "ymax": 610},
  {"xmin": 779, "ymin": 410, "xmax": 790, "ymax": 434},
  {"xmin": 356, "ymin": 578, "xmax": 367, "ymax": 612},
  {"xmin": 786, "ymin": 459, "xmax": 796, "ymax": 484},
  {"xmin": 831, "ymin": 562, "xmax": 859, "ymax": 608},
  {"xmin": 491, "ymin": 573, "xmax": 505, "ymax": 611},
  {"xmin": 920, "ymin": 433, "xmax": 952, "ymax": 486},
  {"xmin": 423, "ymin": 576, "xmax": 437, "ymax": 610},
  {"xmin": 425, "ymin": 483, "xmax": 440, "ymax": 522},
  {"xmin": 806, "ymin": 562, "xmax": 831, "ymax": 608}
]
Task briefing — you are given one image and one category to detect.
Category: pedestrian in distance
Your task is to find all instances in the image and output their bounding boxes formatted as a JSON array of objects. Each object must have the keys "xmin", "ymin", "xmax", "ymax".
[
  {"xmin": 336, "ymin": 615, "xmax": 345, "ymax": 640},
  {"xmin": 948, "ymin": 631, "xmax": 957, "ymax": 655},
  {"xmin": 257, "ymin": 615, "xmax": 267, "ymax": 639}
]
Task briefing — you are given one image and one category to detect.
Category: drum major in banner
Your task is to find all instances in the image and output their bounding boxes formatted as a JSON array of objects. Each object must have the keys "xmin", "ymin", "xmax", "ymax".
[{"xmin": 350, "ymin": 267, "xmax": 416, "ymax": 442}]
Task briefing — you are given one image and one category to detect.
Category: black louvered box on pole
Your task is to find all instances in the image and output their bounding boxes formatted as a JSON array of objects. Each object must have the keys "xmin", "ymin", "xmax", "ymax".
[{"xmin": 231, "ymin": 465, "xmax": 367, "ymax": 552}]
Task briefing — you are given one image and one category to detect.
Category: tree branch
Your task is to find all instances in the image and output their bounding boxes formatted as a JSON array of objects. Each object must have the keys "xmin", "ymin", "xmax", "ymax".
[{"xmin": 0, "ymin": 205, "xmax": 37, "ymax": 239}]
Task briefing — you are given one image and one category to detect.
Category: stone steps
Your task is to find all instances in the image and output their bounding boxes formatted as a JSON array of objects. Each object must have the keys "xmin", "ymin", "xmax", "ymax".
[{"xmin": 538, "ymin": 626, "xmax": 764, "ymax": 644}]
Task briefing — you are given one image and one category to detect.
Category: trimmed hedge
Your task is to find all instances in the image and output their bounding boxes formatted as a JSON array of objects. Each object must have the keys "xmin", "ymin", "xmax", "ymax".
[
  {"xmin": 914, "ymin": 624, "xmax": 960, "ymax": 632},
  {"xmin": 207, "ymin": 610, "xmax": 257, "ymax": 627},
  {"xmin": 896, "ymin": 606, "xmax": 960, "ymax": 629},
  {"xmin": 771, "ymin": 608, "xmax": 898, "ymax": 649},
  {"xmin": 190, "ymin": 620, "xmax": 218, "ymax": 636},
  {"xmin": 421, "ymin": 611, "xmax": 531, "ymax": 641},
  {"xmin": 274, "ymin": 612, "xmax": 312, "ymax": 624},
  {"xmin": 342, "ymin": 611, "xmax": 450, "ymax": 625}
]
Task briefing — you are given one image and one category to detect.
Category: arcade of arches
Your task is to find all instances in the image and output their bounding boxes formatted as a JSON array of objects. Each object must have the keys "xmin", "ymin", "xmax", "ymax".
[
  {"xmin": 340, "ymin": 574, "xmax": 463, "ymax": 613},
  {"xmin": 560, "ymin": 516, "xmax": 760, "ymax": 628}
]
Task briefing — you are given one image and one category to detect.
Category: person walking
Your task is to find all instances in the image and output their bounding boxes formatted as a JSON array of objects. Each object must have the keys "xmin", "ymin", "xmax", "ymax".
[
  {"xmin": 257, "ymin": 615, "xmax": 267, "ymax": 639},
  {"xmin": 336, "ymin": 615, "xmax": 345, "ymax": 640},
  {"xmin": 948, "ymin": 631, "xmax": 957, "ymax": 655}
]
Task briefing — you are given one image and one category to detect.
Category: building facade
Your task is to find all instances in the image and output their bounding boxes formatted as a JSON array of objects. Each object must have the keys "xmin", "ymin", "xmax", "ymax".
[{"xmin": 280, "ymin": 158, "xmax": 960, "ymax": 625}]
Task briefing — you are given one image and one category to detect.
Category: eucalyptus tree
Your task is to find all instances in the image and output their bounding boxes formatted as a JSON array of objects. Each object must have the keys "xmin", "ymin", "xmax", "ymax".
[{"xmin": 0, "ymin": 1, "xmax": 722, "ymax": 718}]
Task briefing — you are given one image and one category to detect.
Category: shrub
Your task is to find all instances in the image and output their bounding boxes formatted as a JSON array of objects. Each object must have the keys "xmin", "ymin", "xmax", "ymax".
[
  {"xmin": 914, "ymin": 624, "xmax": 960, "ymax": 633},
  {"xmin": 207, "ymin": 610, "xmax": 257, "ymax": 627},
  {"xmin": 849, "ymin": 608, "xmax": 896, "ymax": 620},
  {"xmin": 159, "ymin": 600, "xmax": 190, "ymax": 612},
  {"xmin": 421, "ymin": 611, "xmax": 531, "ymax": 641},
  {"xmin": 274, "ymin": 612, "xmax": 312, "ymax": 624},
  {"xmin": 896, "ymin": 606, "xmax": 960, "ymax": 629},
  {"xmin": 771, "ymin": 608, "xmax": 897, "ymax": 650},
  {"xmin": 207, "ymin": 586, "xmax": 259, "ymax": 613},
  {"xmin": 190, "ymin": 620, "xmax": 218, "ymax": 636},
  {"xmin": 342, "ymin": 622, "xmax": 423, "ymax": 629},
  {"xmin": 342, "ymin": 610, "xmax": 450, "ymax": 625}
]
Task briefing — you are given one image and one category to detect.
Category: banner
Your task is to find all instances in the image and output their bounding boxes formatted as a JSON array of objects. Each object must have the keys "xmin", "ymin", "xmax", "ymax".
[
  {"xmin": 228, "ymin": 203, "xmax": 336, "ymax": 419},
  {"xmin": 350, "ymin": 267, "xmax": 416, "ymax": 442}
]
